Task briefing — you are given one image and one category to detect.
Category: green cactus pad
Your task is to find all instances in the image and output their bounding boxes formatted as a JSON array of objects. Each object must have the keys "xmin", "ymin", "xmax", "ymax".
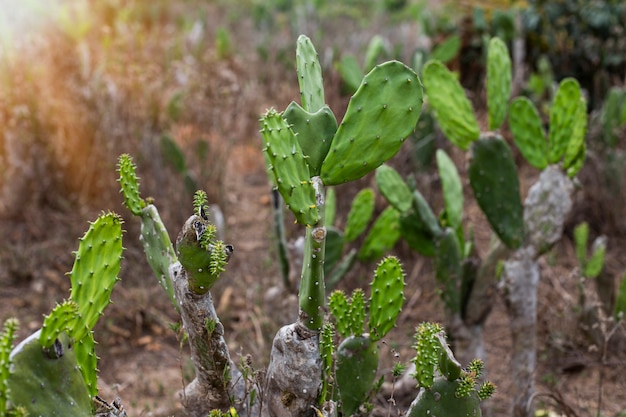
[
  {"xmin": 296, "ymin": 35, "xmax": 325, "ymax": 112},
  {"xmin": 260, "ymin": 109, "xmax": 318, "ymax": 226},
  {"xmin": 486, "ymin": 37, "xmax": 511, "ymax": 131},
  {"xmin": 368, "ymin": 256, "xmax": 405, "ymax": 342},
  {"xmin": 563, "ymin": 98, "xmax": 588, "ymax": 177},
  {"xmin": 7, "ymin": 331, "xmax": 92, "ymax": 416},
  {"xmin": 468, "ymin": 135, "xmax": 524, "ymax": 249},
  {"xmin": 117, "ymin": 154, "xmax": 146, "ymax": 216},
  {"xmin": 69, "ymin": 212, "xmax": 123, "ymax": 342},
  {"xmin": 436, "ymin": 150, "xmax": 463, "ymax": 230},
  {"xmin": 376, "ymin": 164, "xmax": 413, "ymax": 213},
  {"xmin": 399, "ymin": 211, "xmax": 437, "ymax": 257},
  {"xmin": 412, "ymin": 189, "xmax": 443, "ymax": 239},
  {"xmin": 139, "ymin": 205, "xmax": 178, "ymax": 307},
  {"xmin": 434, "ymin": 332, "xmax": 462, "ymax": 381},
  {"xmin": 509, "ymin": 97, "xmax": 548, "ymax": 169},
  {"xmin": 359, "ymin": 206, "xmax": 401, "ymax": 261},
  {"xmin": 348, "ymin": 289, "xmax": 366, "ymax": 337},
  {"xmin": 324, "ymin": 227, "xmax": 344, "ymax": 277},
  {"xmin": 321, "ymin": 61, "xmax": 423, "ymax": 185},
  {"xmin": 422, "ymin": 60, "xmax": 479, "ymax": 150},
  {"xmin": 74, "ymin": 330, "xmax": 98, "ymax": 396},
  {"xmin": 176, "ymin": 214, "xmax": 229, "ymax": 294},
  {"xmin": 434, "ymin": 228, "xmax": 462, "ymax": 314},
  {"xmin": 412, "ymin": 322, "xmax": 442, "ymax": 389},
  {"xmin": 329, "ymin": 290, "xmax": 351, "ymax": 338},
  {"xmin": 344, "ymin": 188, "xmax": 375, "ymax": 242},
  {"xmin": 39, "ymin": 301, "xmax": 79, "ymax": 349},
  {"xmin": 335, "ymin": 336, "xmax": 379, "ymax": 417},
  {"xmin": 283, "ymin": 102, "xmax": 338, "ymax": 176},
  {"xmin": 1, "ymin": 318, "xmax": 18, "ymax": 415},
  {"xmin": 548, "ymin": 78, "xmax": 583, "ymax": 164},
  {"xmin": 407, "ymin": 377, "xmax": 482, "ymax": 417}
]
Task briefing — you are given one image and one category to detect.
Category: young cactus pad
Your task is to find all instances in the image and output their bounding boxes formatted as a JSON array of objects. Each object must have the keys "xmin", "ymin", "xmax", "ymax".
[
  {"xmin": 422, "ymin": 60, "xmax": 479, "ymax": 150},
  {"xmin": 335, "ymin": 336, "xmax": 379, "ymax": 417},
  {"xmin": 486, "ymin": 37, "xmax": 512, "ymax": 131},
  {"xmin": 320, "ymin": 61, "xmax": 423, "ymax": 185},
  {"xmin": 468, "ymin": 135, "xmax": 524, "ymax": 249},
  {"xmin": 368, "ymin": 256, "xmax": 405, "ymax": 341},
  {"xmin": 117, "ymin": 154, "xmax": 178, "ymax": 309},
  {"xmin": 296, "ymin": 34, "xmax": 325, "ymax": 113},
  {"xmin": 175, "ymin": 193, "xmax": 232, "ymax": 295},
  {"xmin": 260, "ymin": 108, "xmax": 318, "ymax": 226}
]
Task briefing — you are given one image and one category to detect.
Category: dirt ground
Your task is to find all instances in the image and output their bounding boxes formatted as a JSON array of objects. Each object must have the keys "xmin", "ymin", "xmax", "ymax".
[{"xmin": 1, "ymin": 2, "xmax": 626, "ymax": 416}]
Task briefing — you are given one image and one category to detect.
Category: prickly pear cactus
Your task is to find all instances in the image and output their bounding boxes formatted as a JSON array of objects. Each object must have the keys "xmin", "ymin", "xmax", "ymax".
[
  {"xmin": 407, "ymin": 323, "xmax": 495, "ymax": 417},
  {"xmin": 486, "ymin": 37, "xmax": 512, "ymax": 131},
  {"xmin": 359, "ymin": 206, "xmax": 401, "ymax": 261},
  {"xmin": 548, "ymin": 78, "xmax": 583, "ymax": 164},
  {"xmin": 335, "ymin": 336, "xmax": 378, "ymax": 417},
  {"xmin": 422, "ymin": 60, "xmax": 479, "ymax": 150},
  {"xmin": 296, "ymin": 34, "xmax": 325, "ymax": 113},
  {"xmin": 508, "ymin": 97, "xmax": 548, "ymax": 170},
  {"xmin": 344, "ymin": 188, "xmax": 376, "ymax": 243},
  {"xmin": 434, "ymin": 228, "xmax": 463, "ymax": 314},
  {"xmin": 118, "ymin": 154, "xmax": 178, "ymax": 308},
  {"xmin": 175, "ymin": 191, "xmax": 232, "ymax": 294},
  {"xmin": 260, "ymin": 108, "xmax": 318, "ymax": 226},
  {"xmin": 436, "ymin": 149, "xmax": 463, "ymax": 230},
  {"xmin": 376, "ymin": 164, "xmax": 413, "ymax": 213},
  {"xmin": 368, "ymin": 256, "xmax": 405, "ymax": 341},
  {"xmin": 283, "ymin": 102, "xmax": 338, "ymax": 176},
  {"xmin": 7, "ymin": 331, "xmax": 92, "ymax": 416},
  {"xmin": 320, "ymin": 61, "xmax": 423, "ymax": 185},
  {"xmin": 330, "ymin": 257, "xmax": 406, "ymax": 416},
  {"xmin": 468, "ymin": 134, "xmax": 524, "ymax": 249}
]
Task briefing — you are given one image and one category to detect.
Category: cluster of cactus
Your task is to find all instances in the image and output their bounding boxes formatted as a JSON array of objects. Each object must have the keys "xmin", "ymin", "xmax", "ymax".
[
  {"xmin": 327, "ymin": 256, "xmax": 405, "ymax": 416},
  {"xmin": 260, "ymin": 34, "xmax": 422, "ymax": 331},
  {"xmin": 406, "ymin": 322, "xmax": 495, "ymax": 417},
  {"xmin": 1, "ymin": 213, "xmax": 124, "ymax": 416}
]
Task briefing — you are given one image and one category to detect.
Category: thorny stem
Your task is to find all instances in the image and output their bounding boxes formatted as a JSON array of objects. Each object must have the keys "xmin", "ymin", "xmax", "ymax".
[{"xmin": 298, "ymin": 176, "xmax": 326, "ymax": 331}]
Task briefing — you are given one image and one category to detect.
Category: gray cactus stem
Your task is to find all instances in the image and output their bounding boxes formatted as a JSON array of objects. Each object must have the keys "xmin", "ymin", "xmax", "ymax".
[
  {"xmin": 170, "ymin": 261, "xmax": 252, "ymax": 417},
  {"xmin": 503, "ymin": 166, "xmax": 574, "ymax": 417}
]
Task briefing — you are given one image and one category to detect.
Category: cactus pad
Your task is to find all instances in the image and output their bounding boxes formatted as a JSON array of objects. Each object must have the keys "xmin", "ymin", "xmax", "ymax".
[
  {"xmin": 436, "ymin": 150, "xmax": 463, "ymax": 230},
  {"xmin": 359, "ymin": 206, "xmax": 401, "ymax": 261},
  {"xmin": 423, "ymin": 60, "xmax": 479, "ymax": 150},
  {"xmin": 260, "ymin": 109, "xmax": 318, "ymax": 226},
  {"xmin": 283, "ymin": 102, "xmax": 338, "ymax": 176},
  {"xmin": 69, "ymin": 212, "xmax": 123, "ymax": 342},
  {"xmin": 39, "ymin": 301, "xmax": 79, "ymax": 349},
  {"xmin": 548, "ymin": 78, "xmax": 583, "ymax": 164},
  {"xmin": 344, "ymin": 188, "xmax": 375, "ymax": 242},
  {"xmin": 368, "ymin": 256, "xmax": 405, "ymax": 341},
  {"xmin": 563, "ymin": 98, "xmax": 587, "ymax": 177},
  {"xmin": 509, "ymin": 97, "xmax": 548, "ymax": 169},
  {"xmin": 376, "ymin": 164, "xmax": 413, "ymax": 213},
  {"xmin": 335, "ymin": 336, "xmax": 379, "ymax": 417},
  {"xmin": 7, "ymin": 331, "xmax": 92, "ymax": 416},
  {"xmin": 329, "ymin": 290, "xmax": 351, "ymax": 338},
  {"xmin": 486, "ymin": 37, "xmax": 511, "ymax": 131},
  {"xmin": 296, "ymin": 35, "xmax": 325, "ymax": 112},
  {"xmin": 434, "ymin": 228, "xmax": 463, "ymax": 314},
  {"xmin": 117, "ymin": 154, "xmax": 146, "ymax": 216},
  {"xmin": 407, "ymin": 377, "xmax": 482, "ymax": 417},
  {"xmin": 412, "ymin": 322, "xmax": 442, "ymax": 389},
  {"xmin": 321, "ymin": 61, "xmax": 423, "ymax": 185},
  {"xmin": 469, "ymin": 135, "xmax": 524, "ymax": 249}
]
